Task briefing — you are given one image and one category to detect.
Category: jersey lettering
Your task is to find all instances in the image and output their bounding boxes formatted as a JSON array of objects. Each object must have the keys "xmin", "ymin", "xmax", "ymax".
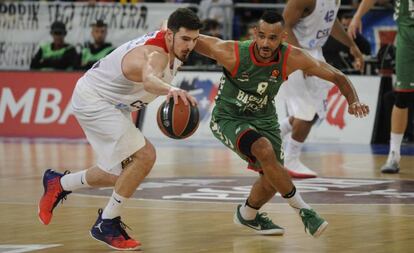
[
  {"xmin": 130, "ymin": 100, "xmax": 148, "ymax": 110},
  {"xmin": 324, "ymin": 10, "xmax": 335, "ymax": 22},
  {"xmin": 257, "ymin": 82, "xmax": 269, "ymax": 95},
  {"xmin": 316, "ymin": 28, "xmax": 330, "ymax": 39}
]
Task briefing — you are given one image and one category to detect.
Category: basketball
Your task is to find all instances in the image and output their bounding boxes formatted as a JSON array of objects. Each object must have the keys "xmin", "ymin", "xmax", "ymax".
[{"xmin": 157, "ymin": 97, "xmax": 200, "ymax": 139}]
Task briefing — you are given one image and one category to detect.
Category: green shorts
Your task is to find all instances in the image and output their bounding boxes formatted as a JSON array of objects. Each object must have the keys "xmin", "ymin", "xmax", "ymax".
[
  {"xmin": 395, "ymin": 24, "xmax": 414, "ymax": 91},
  {"xmin": 210, "ymin": 115, "xmax": 284, "ymax": 172}
]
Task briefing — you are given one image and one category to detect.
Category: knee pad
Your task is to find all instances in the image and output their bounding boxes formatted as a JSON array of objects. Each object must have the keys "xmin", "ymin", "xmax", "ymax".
[
  {"xmin": 394, "ymin": 92, "xmax": 414, "ymax": 109},
  {"xmin": 238, "ymin": 130, "xmax": 263, "ymax": 158}
]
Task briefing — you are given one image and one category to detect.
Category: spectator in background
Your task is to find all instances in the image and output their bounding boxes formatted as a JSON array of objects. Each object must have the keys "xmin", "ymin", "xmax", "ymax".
[
  {"xmin": 202, "ymin": 18, "xmax": 222, "ymax": 38},
  {"xmin": 79, "ymin": 20, "xmax": 114, "ymax": 70},
  {"xmin": 323, "ymin": 12, "xmax": 371, "ymax": 74},
  {"xmin": 184, "ymin": 18, "xmax": 220, "ymax": 66},
  {"xmin": 198, "ymin": 0, "xmax": 233, "ymax": 32},
  {"xmin": 30, "ymin": 21, "xmax": 78, "ymax": 71},
  {"xmin": 240, "ymin": 21, "xmax": 257, "ymax": 41}
]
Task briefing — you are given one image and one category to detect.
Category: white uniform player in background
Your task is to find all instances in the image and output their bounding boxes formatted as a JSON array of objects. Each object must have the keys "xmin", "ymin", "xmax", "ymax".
[
  {"xmin": 38, "ymin": 8, "xmax": 201, "ymax": 251},
  {"xmin": 281, "ymin": 0, "xmax": 365, "ymax": 178}
]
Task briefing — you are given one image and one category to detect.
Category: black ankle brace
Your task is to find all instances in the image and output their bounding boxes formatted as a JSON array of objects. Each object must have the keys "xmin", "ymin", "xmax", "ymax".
[{"xmin": 282, "ymin": 186, "xmax": 296, "ymax": 199}]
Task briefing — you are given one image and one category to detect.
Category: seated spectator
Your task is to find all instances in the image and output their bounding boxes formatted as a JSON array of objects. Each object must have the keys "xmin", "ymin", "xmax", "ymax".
[
  {"xmin": 79, "ymin": 20, "xmax": 114, "ymax": 70},
  {"xmin": 240, "ymin": 21, "xmax": 257, "ymax": 41},
  {"xmin": 202, "ymin": 18, "xmax": 222, "ymax": 38},
  {"xmin": 198, "ymin": 0, "xmax": 233, "ymax": 30},
  {"xmin": 323, "ymin": 12, "xmax": 371, "ymax": 74},
  {"xmin": 184, "ymin": 18, "xmax": 220, "ymax": 66},
  {"xmin": 30, "ymin": 21, "xmax": 78, "ymax": 71}
]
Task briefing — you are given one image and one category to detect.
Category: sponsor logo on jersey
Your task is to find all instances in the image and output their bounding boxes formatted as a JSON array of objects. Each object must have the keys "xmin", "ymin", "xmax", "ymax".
[
  {"xmin": 237, "ymin": 72, "xmax": 250, "ymax": 82},
  {"xmin": 269, "ymin": 69, "xmax": 280, "ymax": 82}
]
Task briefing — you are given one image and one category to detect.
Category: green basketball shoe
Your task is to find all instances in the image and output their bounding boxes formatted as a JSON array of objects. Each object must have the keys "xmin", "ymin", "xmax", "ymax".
[
  {"xmin": 233, "ymin": 204, "xmax": 284, "ymax": 235},
  {"xmin": 299, "ymin": 208, "xmax": 328, "ymax": 238}
]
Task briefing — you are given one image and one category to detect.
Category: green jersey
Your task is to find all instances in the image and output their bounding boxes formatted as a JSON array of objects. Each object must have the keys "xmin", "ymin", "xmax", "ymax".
[
  {"xmin": 394, "ymin": 0, "xmax": 414, "ymax": 90},
  {"xmin": 210, "ymin": 41, "xmax": 291, "ymax": 168},
  {"xmin": 394, "ymin": 0, "xmax": 414, "ymax": 26},
  {"xmin": 213, "ymin": 40, "xmax": 291, "ymax": 121}
]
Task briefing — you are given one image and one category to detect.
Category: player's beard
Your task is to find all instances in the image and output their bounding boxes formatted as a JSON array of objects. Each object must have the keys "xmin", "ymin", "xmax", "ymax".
[
  {"xmin": 172, "ymin": 37, "xmax": 190, "ymax": 62},
  {"xmin": 255, "ymin": 43, "xmax": 276, "ymax": 60}
]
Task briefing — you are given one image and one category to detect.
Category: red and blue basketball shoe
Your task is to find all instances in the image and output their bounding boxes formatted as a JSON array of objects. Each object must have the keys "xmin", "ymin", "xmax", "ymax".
[
  {"xmin": 90, "ymin": 209, "xmax": 141, "ymax": 250},
  {"xmin": 38, "ymin": 169, "xmax": 72, "ymax": 225}
]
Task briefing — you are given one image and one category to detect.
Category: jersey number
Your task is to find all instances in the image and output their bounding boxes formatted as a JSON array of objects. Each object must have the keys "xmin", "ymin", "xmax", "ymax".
[
  {"xmin": 257, "ymin": 82, "xmax": 268, "ymax": 95},
  {"xmin": 324, "ymin": 10, "xmax": 335, "ymax": 22}
]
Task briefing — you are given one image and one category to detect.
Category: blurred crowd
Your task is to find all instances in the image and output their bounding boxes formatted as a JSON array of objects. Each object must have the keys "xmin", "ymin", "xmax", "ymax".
[
  {"xmin": 28, "ymin": 0, "xmax": 394, "ymax": 73},
  {"xmin": 30, "ymin": 19, "xmax": 114, "ymax": 71}
]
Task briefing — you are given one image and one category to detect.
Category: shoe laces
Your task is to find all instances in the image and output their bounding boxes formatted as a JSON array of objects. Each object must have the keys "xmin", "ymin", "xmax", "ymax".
[
  {"xmin": 112, "ymin": 217, "xmax": 133, "ymax": 240},
  {"xmin": 300, "ymin": 209, "xmax": 316, "ymax": 223},
  {"xmin": 51, "ymin": 170, "xmax": 72, "ymax": 210},
  {"xmin": 387, "ymin": 151, "xmax": 400, "ymax": 164},
  {"xmin": 257, "ymin": 212, "xmax": 273, "ymax": 228}
]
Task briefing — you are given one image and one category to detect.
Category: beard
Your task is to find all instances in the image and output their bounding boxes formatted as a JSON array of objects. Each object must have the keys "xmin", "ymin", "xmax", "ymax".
[
  {"xmin": 255, "ymin": 44, "xmax": 277, "ymax": 60},
  {"xmin": 174, "ymin": 50, "xmax": 190, "ymax": 62},
  {"xmin": 172, "ymin": 36, "xmax": 190, "ymax": 62}
]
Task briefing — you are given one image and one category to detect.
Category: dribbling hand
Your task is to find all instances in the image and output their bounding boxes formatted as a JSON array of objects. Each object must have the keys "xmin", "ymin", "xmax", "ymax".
[
  {"xmin": 348, "ymin": 101, "xmax": 369, "ymax": 118},
  {"xmin": 166, "ymin": 87, "xmax": 197, "ymax": 107}
]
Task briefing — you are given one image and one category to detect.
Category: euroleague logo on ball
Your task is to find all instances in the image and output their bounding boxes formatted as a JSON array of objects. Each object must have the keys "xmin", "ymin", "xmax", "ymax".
[{"xmin": 157, "ymin": 97, "xmax": 200, "ymax": 139}]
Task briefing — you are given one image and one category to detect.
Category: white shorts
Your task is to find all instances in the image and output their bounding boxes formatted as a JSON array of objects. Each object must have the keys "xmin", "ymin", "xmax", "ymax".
[
  {"xmin": 282, "ymin": 48, "xmax": 333, "ymax": 121},
  {"xmin": 71, "ymin": 78, "xmax": 146, "ymax": 175}
]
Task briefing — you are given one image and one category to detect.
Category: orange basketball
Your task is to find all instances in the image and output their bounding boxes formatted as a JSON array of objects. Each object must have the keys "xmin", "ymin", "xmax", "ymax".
[{"xmin": 157, "ymin": 97, "xmax": 200, "ymax": 139}]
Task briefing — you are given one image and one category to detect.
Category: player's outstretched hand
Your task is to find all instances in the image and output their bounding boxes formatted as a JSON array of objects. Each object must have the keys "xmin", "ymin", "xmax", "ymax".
[
  {"xmin": 350, "ymin": 45, "xmax": 364, "ymax": 73},
  {"xmin": 167, "ymin": 87, "xmax": 197, "ymax": 107},
  {"xmin": 348, "ymin": 101, "xmax": 369, "ymax": 118},
  {"xmin": 347, "ymin": 17, "xmax": 362, "ymax": 39}
]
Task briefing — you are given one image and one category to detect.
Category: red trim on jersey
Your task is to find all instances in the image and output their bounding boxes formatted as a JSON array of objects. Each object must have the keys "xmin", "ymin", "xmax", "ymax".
[
  {"xmin": 235, "ymin": 128, "xmax": 251, "ymax": 155},
  {"xmin": 247, "ymin": 164, "xmax": 263, "ymax": 173},
  {"xmin": 282, "ymin": 44, "xmax": 292, "ymax": 81},
  {"xmin": 248, "ymin": 42, "xmax": 281, "ymax": 67},
  {"xmin": 144, "ymin": 30, "xmax": 169, "ymax": 53},
  {"xmin": 394, "ymin": 88, "xmax": 414, "ymax": 93},
  {"xmin": 231, "ymin": 42, "xmax": 240, "ymax": 77}
]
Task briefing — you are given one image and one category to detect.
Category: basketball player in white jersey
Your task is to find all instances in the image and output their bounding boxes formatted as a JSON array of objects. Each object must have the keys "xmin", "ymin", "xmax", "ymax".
[
  {"xmin": 280, "ymin": 0, "xmax": 365, "ymax": 178},
  {"xmin": 38, "ymin": 8, "xmax": 201, "ymax": 250}
]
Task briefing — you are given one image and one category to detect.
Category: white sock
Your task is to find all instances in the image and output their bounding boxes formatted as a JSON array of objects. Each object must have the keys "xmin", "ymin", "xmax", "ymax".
[
  {"xmin": 280, "ymin": 117, "xmax": 292, "ymax": 137},
  {"xmin": 285, "ymin": 136, "xmax": 304, "ymax": 160},
  {"xmin": 389, "ymin": 132, "xmax": 403, "ymax": 162},
  {"xmin": 284, "ymin": 187, "xmax": 311, "ymax": 213},
  {"xmin": 240, "ymin": 201, "xmax": 258, "ymax": 220},
  {"xmin": 102, "ymin": 191, "xmax": 127, "ymax": 219},
  {"xmin": 60, "ymin": 170, "xmax": 90, "ymax": 191}
]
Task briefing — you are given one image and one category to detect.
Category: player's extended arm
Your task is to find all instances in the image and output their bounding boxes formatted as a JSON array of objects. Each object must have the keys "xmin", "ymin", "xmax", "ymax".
[
  {"xmin": 286, "ymin": 48, "xmax": 369, "ymax": 117},
  {"xmin": 142, "ymin": 49, "xmax": 196, "ymax": 105},
  {"xmin": 348, "ymin": 0, "xmax": 377, "ymax": 39},
  {"xmin": 141, "ymin": 50, "xmax": 174, "ymax": 95},
  {"xmin": 282, "ymin": 0, "xmax": 310, "ymax": 47},
  {"xmin": 330, "ymin": 19, "xmax": 364, "ymax": 72},
  {"xmin": 194, "ymin": 34, "xmax": 237, "ymax": 73}
]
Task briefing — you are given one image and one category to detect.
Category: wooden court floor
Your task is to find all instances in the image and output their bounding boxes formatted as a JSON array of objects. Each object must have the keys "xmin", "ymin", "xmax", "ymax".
[{"xmin": 0, "ymin": 139, "xmax": 413, "ymax": 253}]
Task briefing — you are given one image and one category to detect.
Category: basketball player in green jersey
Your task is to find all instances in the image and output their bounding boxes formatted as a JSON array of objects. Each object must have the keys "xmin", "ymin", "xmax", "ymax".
[
  {"xmin": 348, "ymin": 0, "xmax": 414, "ymax": 174},
  {"xmin": 194, "ymin": 11, "xmax": 369, "ymax": 237}
]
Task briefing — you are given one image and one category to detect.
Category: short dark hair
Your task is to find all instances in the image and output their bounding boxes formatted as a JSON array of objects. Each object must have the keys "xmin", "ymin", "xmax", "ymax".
[
  {"xmin": 260, "ymin": 10, "xmax": 284, "ymax": 25},
  {"xmin": 167, "ymin": 8, "xmax": 202, "ymax": 32}
]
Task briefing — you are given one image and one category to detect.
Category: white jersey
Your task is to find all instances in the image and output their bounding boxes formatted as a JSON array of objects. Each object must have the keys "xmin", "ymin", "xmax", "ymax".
[
  {"xmin": 293, "ymin": 0, "xmax": 340, "ymax": 49},
  {"xmin": 80, "ymin": 30, "xmax": 182, "ymax": 112}
]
